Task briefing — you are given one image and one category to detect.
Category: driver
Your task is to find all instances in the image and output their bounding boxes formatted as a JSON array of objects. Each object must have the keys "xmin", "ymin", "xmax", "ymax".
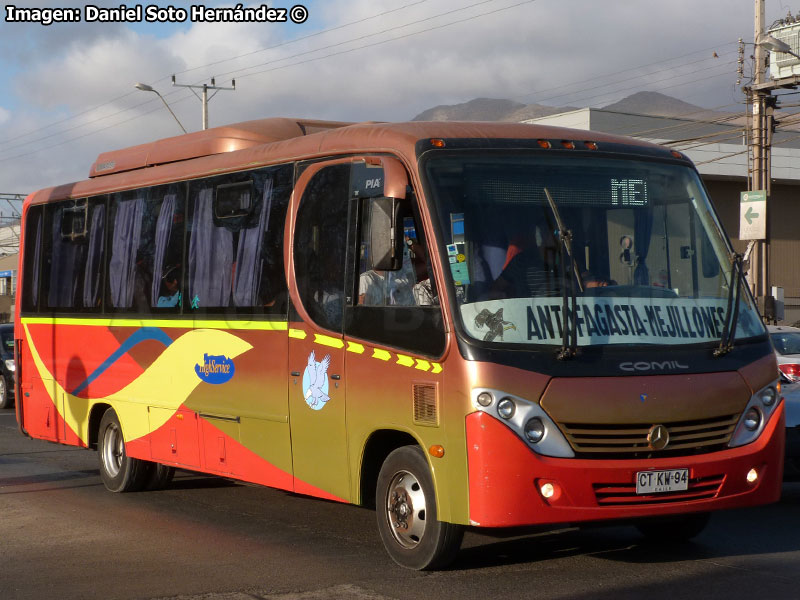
[{"xmin": 489, "ymin": 225, "xmax": 560, "ymax": 299}]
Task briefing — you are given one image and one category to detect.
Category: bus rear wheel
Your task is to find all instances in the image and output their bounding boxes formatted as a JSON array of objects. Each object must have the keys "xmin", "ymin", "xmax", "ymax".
[
  {"xmin": 144, "ymin": 463, "xmax": 175, "ymax": 490},
  {"xmin": 376, "ymin": 445, "xmax": 463, "ymax": 570},
  {"xmin": 97, "ymin": 408, "xmax": 149, "ymax": 493},
  {"xmin": 635, "ymin": 512, "xmax": 710, "ymax": 542}
]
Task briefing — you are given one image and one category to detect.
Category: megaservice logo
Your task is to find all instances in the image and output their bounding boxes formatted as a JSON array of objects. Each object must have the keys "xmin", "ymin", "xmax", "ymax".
[{"xmin": 195, "ymin": 353, "xmax": 235, "ymax": 384}]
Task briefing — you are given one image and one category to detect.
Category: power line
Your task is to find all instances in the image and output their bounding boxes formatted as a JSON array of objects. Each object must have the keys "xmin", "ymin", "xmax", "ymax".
[
  {"xmin": 169, "ymin": 0, "xmax": 434, "ymax": 81},
  {"xmin": 0, "ymin": 0, "xmax": 516, "ymax": 157},
  {"xmin": 511, "ymin": 42, "xmax": 738, "ymax": 105},
  {"xmin": 0, "ymin": 0, "xmax": 436, "ymax": 146},
  {"xmin": 0, "ymin": 0, "xmax": 539, "ymax": 165},
  {"xmin": 215, "ymin": 0, "xmax": 532, "ymax": 81},
  {"xmin": 519, "ymin": 50, "xmax": 738, "ymax": 108}
]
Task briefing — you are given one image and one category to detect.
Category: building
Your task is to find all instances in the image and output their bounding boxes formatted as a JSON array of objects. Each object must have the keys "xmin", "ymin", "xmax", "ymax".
[
  {"xmin": 0, "ymin": 253, "xmax": 17, "ymax": 322},
  {"xmin": 524, "ymin": 107, "xmax": 800, "ymax": 323}
]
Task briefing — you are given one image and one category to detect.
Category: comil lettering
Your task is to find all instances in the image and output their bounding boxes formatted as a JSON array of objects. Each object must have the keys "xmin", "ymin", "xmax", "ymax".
[{"xmin": 619, "ymin": 361, "xmax": 690, "ymax": 372}]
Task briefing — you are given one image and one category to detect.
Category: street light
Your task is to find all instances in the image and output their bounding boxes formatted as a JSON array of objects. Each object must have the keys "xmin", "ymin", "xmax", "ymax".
[
  {"xmin": 757, "ymin": 34, "xmax": 800, "ymax": 61},
  {"xmin": 134, "ymin": 82, "xmax": 187, "ymax": 134}
]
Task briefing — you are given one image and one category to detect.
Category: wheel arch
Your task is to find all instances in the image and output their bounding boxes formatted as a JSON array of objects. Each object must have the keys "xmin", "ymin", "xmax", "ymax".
[
  {"xmin": 87, "ymin": 402, "xmax": 113, "ymax": 450},
  {"xmin": 358, "ymin": 429, "xmax": 419, "ymax": 508}
]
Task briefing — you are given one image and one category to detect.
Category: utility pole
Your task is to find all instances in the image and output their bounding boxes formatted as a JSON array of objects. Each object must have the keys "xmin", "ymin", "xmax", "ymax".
[
  {"xmin": 751, "ymin": 0, "xmax": 768, "ymax": 308},
  {"xmin": 745, "ymin": 0, "xmax": 800, "ymax": 322},
  {"xmin": 171, "ymin": 76, "xmax": 236, "ymax": 130}
]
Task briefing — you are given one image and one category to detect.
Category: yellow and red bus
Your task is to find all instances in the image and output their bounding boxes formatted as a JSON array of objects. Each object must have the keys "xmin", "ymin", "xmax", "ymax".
[{"xmin": 15, "ymin": 118, "xmax": 783, "ymax": 569}]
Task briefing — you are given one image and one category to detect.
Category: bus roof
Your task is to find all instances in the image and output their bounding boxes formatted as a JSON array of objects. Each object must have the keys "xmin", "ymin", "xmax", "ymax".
[{"xmin": 27, "ymin": 118, "xmax": 668, "ymax": 206}]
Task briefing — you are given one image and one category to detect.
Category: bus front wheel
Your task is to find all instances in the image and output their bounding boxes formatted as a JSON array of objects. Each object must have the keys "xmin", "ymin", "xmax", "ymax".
[
  {"xmin": 97, "ymin": 408, "xmax": 149, "ymax": 493},
  {"xmin": 376, "ymin": 445, "xmax": 464, "ymax": 570}
]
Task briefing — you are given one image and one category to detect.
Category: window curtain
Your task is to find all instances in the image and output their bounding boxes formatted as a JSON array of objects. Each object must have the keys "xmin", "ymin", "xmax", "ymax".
[
  {"xmin": 188, "ymin": 187, "xmax": 233, "ymax": 307},
  {"xmin": 633, "ymin": 207, "xmax": 654, "ymax": 286},
  {"xmin": 150, "ymin": 193, "xmax": 177, "ymax": 306},
  {"xmin": 233, "ymin": 178, "xmax": 272, "ymax": 306},
  {"xmin": 109, "ymin": 196, "xmax": 144, "ymax": 308},
  {"xmin": 82, "ymin": 204, "xmax": 105, "ymax": 308},
  {"xmin": 48, "ymin": 209, "xmax": 82, "ymax": 308},
  {"xmin": 31, "ymin": 213, "xmax": 42, "ymax": 307}
]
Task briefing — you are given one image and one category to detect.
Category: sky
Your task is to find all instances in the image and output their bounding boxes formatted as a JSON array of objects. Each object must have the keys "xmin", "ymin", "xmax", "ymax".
[{"xmin": 0, "ymin": 0, "xmax": 795, "ymax": 197}]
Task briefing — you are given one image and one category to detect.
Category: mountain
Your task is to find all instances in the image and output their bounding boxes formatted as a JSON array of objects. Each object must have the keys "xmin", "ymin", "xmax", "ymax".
[
  {"xmin": 411, "ymin": 97, "xmax": 576, "ymax": 122},
  {"xmin": 600, "ymin": 91, "xmax": 707, "ymax": 117},
  {"xmin": 410, "ymin": 92, "xmax": 719, "ymax": 122}
]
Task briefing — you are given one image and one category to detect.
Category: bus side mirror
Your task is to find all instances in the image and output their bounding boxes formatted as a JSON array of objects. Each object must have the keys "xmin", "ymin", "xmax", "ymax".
[{"xmin": 369, "ymin": 197, "xmax": 405, "ymax": 271}]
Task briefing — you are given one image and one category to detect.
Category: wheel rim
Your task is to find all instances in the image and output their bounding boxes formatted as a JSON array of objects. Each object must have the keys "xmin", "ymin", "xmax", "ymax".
[
  {"xmin": 385, "ymin": 469, "xmax": 427, "ymax": 549},
  {"xmin": 0, "ymin": 377, "xmax": 6, "ymax": 403},
  {"xmin": 102, "ymin": 422, "xmax": 124, "ymax": 478}
]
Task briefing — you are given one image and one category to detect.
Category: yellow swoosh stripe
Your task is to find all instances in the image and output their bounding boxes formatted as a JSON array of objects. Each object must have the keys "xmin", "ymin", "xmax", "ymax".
[{"xmin": 24, "ymin": 324, "xmax": 253, "ymax": 444}]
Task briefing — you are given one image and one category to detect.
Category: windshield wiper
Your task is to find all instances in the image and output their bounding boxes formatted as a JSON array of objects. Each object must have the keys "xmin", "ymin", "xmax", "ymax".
[
  {"xmin": 714, "ymin": 252, "xmax": 744, "ymax": 357},
  {"xmin": 544, "ymin": 188, "xmax": 583, "ymax": 360}
]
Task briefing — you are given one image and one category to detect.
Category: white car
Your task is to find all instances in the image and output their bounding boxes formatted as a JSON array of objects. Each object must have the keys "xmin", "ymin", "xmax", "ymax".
[
  {"xmin": 768, "ymin": 324, "xmax": 800, "ymax": 383},
  {"xmin": 770, "ymin": 326, "xmax": 800, "ymax": 478}
]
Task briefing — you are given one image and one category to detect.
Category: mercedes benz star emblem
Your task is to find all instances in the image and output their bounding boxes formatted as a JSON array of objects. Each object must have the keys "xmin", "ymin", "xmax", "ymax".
[{"xmin": 647, "ymin": 424, "xmax": 670, "ymax": 450}]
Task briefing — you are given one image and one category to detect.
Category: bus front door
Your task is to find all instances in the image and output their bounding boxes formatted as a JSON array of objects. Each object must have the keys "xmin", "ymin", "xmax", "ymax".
[
  {"xmin": 287, "ymin": 160, "xmax": 353, "ymax": 503},
  {"xmin": 287, "ymin": 330, "xmax": 348, "ymax": 502}
]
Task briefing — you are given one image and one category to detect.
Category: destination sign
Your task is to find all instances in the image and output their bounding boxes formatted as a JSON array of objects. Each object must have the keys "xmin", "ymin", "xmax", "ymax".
[{"xmin": 460, "ymin": 297, "xmax": 761, "ymax": 345}]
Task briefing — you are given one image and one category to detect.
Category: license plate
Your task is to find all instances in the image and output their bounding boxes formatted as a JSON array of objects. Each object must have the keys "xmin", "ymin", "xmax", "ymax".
[{"xmin": 635, "ymin": 469, "xmax": 689, "ymax": 494}]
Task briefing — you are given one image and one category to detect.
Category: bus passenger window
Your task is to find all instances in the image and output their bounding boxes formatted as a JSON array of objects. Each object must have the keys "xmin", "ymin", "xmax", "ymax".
[
  {"xmin": 42, "ymin": 198, "xmax": 105, "ymax": 312},
  {"xmin": 21, "ymin": 205, "xmax": 43, "ymax": 312},
  {"xmin": 294, "ymin": 164, "xmax": 350, "ymax": 332},
  {"xmin": 107, "ymin": 185, "xmax": 184, "ymax": 314},
  {"xmin": 187, "ymin": 165, "xmax": 290, "ymax": 316}
]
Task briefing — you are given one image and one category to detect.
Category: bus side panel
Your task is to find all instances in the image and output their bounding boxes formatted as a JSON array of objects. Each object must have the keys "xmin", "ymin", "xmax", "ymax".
[
  {"xmin": 182, "ymin": 327, "xmax": 295, "ymax": 492},
  {"xmin": 343, "ymin": 337, "xmax": 460, "ymax": 516},
  {"xmin": 19, "ymin": 320, "xmax": 299, "ymax": 497}
]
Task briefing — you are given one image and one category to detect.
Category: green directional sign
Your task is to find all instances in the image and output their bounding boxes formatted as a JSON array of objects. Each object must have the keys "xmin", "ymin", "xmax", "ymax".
[{"xmin": 740, "ymin": 190, "xmax": 766, "ymax": 240}]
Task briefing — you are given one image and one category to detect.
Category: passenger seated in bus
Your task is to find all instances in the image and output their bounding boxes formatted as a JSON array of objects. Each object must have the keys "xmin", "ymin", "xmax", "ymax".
[
  {"xmin": 359, "ymin": 242, "xmax": 417, "ymax": 306},
  {"xmin": 408, "ymin": 239, "xmax": 436, "ymax": 306},
  {"xmin": 489, "ymin": 226, "xmax": 560, "ymax": 299},
  {"xmin": 359, "ymin": 269, "xmax": 389, "ymax": 305},
  {"xmin": 157, "ymin": 265, "xmax": 182, "ymax": 307}
]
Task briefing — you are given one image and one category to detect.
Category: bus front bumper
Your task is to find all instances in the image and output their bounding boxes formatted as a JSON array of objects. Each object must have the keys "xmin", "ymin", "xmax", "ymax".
[{"xmin": 465, "ymin": 406, "xmax": 785, "ymax": 528}]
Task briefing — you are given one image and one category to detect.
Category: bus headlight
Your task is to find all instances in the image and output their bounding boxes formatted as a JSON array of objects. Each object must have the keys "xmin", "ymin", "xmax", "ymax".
[
  {"xmin": 471, "ymin": 388, "xmax": 574, "ymax": 458},
  {"xmin": 743, "ymin": 407, "xmax": 761, "ymax": 431},
  {"xmin": 524, "ymin": 417, "xmax": 545, "ymax": 443},
  {"xmin": 476, "ymin": 392, "xmax": 493, "ymax": 407},
  {"xmin": 497, "ymin": 398, "xmax": 516, "ymax": 419},
  {"xmin": 759, "ymin": 386, "xmax": 777, "ymax": 407},
  {"xmin": 729, "ymin": 379, "xmax": 781, "ymax": 448}
]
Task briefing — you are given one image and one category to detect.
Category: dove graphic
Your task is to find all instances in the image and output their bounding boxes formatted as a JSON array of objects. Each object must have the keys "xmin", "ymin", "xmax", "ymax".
[{"xmin": 303, "ymin": 350, "xmax": 331, "ymax": 410}]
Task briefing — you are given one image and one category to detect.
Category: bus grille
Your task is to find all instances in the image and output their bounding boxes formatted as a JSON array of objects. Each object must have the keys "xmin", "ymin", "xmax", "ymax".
[
  {"xmin": 593, "ymin": 474, "xmax": 725, "ymax": 506},
  {"xmin": 559, "ymin": 414, "xmax": 739, "ymax": 458}
]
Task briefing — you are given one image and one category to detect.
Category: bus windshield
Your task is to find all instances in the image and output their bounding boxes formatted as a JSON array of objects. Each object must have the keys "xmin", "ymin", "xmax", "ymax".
[{"xmin": 425, "ymin": 152, "xmax": 765, "ymax": 348}]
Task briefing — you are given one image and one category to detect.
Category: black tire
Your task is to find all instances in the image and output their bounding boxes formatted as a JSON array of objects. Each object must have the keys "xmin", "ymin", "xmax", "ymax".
[
  {"xmin": 376, "ymin": 445, "xmax": 464, "ymax": 570},
  {"xmin": 97, "ymin": 408, "xmax": 149, "ymax": 493},
  {"xmin": 144, "ymin": 463, "xmax": 175, "ymax": 491},
  {"xmin": 635, "ymin": 512, "xmax": 711, "ymax": 542},
  {"xmin": 0, "ymin": 374, "xmax": 12, "ymax": 409}
]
